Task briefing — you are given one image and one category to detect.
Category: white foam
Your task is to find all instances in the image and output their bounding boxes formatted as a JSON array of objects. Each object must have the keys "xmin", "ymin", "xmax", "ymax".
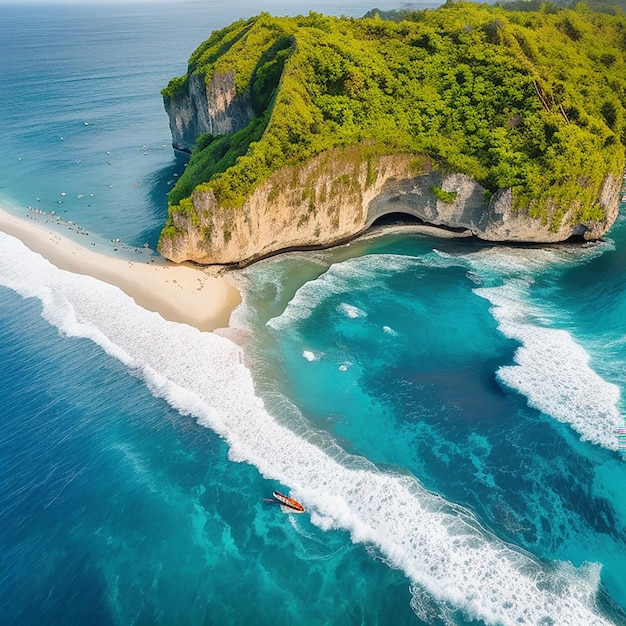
[
  {"xmin": 445, "ymin": 244, "xmax": 623, "ymax": 450},
  {"xmin": 475, "ymin": 280, "xmax": 621, "ymax": 450},
  {"xmin": 337, "ymin": 302, "xmax": 366, "ymax": 319},
  {"xmin": 0, "ymin": 231, "xmax": 614, "ymax": 625},
  {"xmin": 442, "ymin": 242, "xmax": 613, "ymax": 292},
  {"xmin": 302, "ymin": 350, "xmax": 319, "ymax": 362},
  {"xmin": 267, "ymin": 252, "xmax": 457, "ymax": 330}
]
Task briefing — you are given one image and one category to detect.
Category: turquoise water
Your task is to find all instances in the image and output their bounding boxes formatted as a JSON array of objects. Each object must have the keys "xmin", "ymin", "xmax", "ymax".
[{"xmin": 1, "ymin": 3, "xmax": 625, "ymax": 625}]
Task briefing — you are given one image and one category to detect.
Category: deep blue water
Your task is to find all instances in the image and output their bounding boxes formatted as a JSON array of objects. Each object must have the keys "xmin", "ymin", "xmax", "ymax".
[{"xmin": 1, "ymin": 3, "xmax": 625, "ymax": 625}]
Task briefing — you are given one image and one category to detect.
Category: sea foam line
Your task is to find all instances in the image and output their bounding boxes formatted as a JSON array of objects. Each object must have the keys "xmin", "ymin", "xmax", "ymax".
[
  {"xmin": 267, "ymin": 251, "xmax": 457, "ymax": 330},
  {"xmin": 475, "ymin": 279, "xmax": 621, "ymax": 451},
  {"xmin": 442, "ymin": 243, "xmax": 622, "ymax": 452},
  {"xmin": 0, "ymin": 232, "xmax": 615, "ymax": 625}
]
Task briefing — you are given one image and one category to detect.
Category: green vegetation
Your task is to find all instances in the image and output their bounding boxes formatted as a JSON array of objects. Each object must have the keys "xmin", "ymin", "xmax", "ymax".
[
  {"xmin": 163, "ymin": 3, "xmax": 626, "ymax": 232},
  {"xmin": 497, "ymin": 0, "xmax": 626, "ymax": 15},
  {"xmin": 432, "ymin": 185, "xmax": 458, "ymax": 203}
]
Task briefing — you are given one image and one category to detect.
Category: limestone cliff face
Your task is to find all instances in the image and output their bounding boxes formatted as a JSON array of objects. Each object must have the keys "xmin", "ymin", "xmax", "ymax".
[
  {"xmin": 160, "ymin": 148, "xmax": 419, "ymax": 264},
  {"xmin": 371, "ymin": 170, "xmax": 622, "ymax": 243},
  {"xmin": 475, "ymin": 174, "xmax": 622, "ymax": 242},
  {"xmin": 158, "ymin": 147, "xmax": 620, "ymax": 266},
  {"xmin": 163, "ymin": 71, "xmax": 255, "ymax": 152}
]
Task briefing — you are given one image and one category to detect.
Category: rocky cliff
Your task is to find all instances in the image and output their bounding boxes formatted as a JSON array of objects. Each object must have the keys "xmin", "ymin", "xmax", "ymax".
[
  {"xmin": 158, "ymin": 143, "xmax": 621, "ymax": 266},
  {"xmin": 158, "ymin": 8, "xmax": 626, "ymax": 266},
  {"xmin": 369, "ymin": 170, "xmax": 622, "ymax": 244},
  {"xmin": 163, "ymin": 70, "xmax": 255, "ymax": 152}
]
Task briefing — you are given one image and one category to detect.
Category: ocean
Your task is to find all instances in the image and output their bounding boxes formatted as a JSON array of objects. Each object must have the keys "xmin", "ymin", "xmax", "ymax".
[{"xmin": 0, "ymin": 2, "xmax": 625, "ymax": 625}]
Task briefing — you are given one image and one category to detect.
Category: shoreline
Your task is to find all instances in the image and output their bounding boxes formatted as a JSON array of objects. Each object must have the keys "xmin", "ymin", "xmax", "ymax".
[
  {"xmin": 0, "ymin": 207, "xmax": 242, "ymax": 332},
  {"xmin": 0, "ymin": 206, "xmax": 476, "ymax": 334}
]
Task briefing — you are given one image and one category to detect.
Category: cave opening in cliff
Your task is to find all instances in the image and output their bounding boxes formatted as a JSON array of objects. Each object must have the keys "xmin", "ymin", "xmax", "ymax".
[
  {"xmin": 370, "ymin": 212, "xmax": 426, "ymax": 228},
  {"xmin": 369, "ymin": 212, "xmax": 471, "ymax": 236}
]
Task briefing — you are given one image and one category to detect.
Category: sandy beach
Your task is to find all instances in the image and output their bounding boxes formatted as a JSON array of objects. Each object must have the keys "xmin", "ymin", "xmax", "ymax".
[{"xmin": 0, "ymin": 208, "xmax": 241, "ymax": 332}]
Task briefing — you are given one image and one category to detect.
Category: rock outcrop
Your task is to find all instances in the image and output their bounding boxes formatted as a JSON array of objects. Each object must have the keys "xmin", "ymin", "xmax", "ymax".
[
  {"xmin": 371, "ymin": 171, "xmax": 622, "ymax": 244},
  {"xmin": 158, "ymin": 144, "xmax": 621, "ymax": 266},
  {"xmin": 163, "ymin": 71, "xmax": 254, "ymax": 152}
]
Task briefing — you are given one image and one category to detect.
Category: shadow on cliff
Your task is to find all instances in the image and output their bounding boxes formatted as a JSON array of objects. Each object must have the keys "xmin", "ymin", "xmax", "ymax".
[{"xmin": 134, "ymin": 150, "xmax": 190, "ymax": 250}]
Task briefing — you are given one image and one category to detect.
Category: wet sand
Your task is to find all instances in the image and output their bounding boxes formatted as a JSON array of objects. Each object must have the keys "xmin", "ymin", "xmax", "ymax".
[{"xmin": 0, "ymin": 208, "xmax": 241, "ymax": 332}]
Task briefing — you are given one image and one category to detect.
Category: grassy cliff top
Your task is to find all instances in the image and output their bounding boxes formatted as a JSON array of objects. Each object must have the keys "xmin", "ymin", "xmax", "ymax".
[{"xmin": 163, "ymin": 2, "xmax": 626, "ymax": 230}]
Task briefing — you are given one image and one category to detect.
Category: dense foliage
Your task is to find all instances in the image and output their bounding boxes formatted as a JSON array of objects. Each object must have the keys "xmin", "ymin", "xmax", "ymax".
[{"xmin": 162, "ymin": 2, "xmax": 626, "ymax": 232}]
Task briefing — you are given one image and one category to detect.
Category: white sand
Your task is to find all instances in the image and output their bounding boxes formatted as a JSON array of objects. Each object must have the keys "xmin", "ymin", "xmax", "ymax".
[{"xmin": 0, "ymin": 208, "xmax": 241, "ymax": 332}]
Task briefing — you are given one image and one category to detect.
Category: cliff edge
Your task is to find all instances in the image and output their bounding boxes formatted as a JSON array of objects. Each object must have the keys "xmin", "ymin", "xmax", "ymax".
[{"xmin": 159, "ymin": 6, "xmax": 626, "ymax": 265}]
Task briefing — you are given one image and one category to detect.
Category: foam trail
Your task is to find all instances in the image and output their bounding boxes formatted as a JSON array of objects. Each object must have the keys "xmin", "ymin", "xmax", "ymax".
[
  {"xmin": 267, "ymin": 251, "xmax": 457, "ymax": 330},
  {"xmin": 442, "ymin": 244, "xmax": 622, "ymax": 450},
  {"xmin": 0, "ymin": 232, "xmax": 615, "ymax": 625},
  {"xmin": 475, "ymin": 279, "xmax": 621, "ymax": 450},
  {"xmin": 337, "ymin": 302, "xmax": 366, "ymax": 319}
]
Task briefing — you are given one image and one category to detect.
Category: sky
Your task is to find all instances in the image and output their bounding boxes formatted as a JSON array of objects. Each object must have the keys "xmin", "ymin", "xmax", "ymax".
[
  {"xmin": 0, "ymin": 0, "xmax": 184, "ymax": 4},
  {"xmin": 0, "ymin": 0, "xmax": 412, "ymax": 4}
]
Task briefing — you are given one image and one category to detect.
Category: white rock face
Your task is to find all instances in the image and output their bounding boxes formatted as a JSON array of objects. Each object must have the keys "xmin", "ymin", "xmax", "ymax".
[
  {"xmin": 158, "ymin": 145, "xmax": 621, "ymax": 265},
  {"xmin": 164, "ymin": 71, "xmax": 254, "ymax": 152},
  {"xmin": 160, "ymin": 148, "xmax": 419, "ymax": 264},
  {"xmin": 367, "ymin": 172, "xmax": 485, "ymax": 231}
]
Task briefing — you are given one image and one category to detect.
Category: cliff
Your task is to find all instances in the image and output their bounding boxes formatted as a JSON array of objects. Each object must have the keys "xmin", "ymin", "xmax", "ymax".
[
  {"xmin": 164, "ymin": 71, "xmax": 255, "ymax": 153},
  {"xmin": 160, "ymin": 148, "xmax": 421, "ymax": 265},
  {"xmin": 159, "ymin": 146, "xmax": 622, "ymax": 265},
  {"xmin": 159, "ymin": 6, "xmax": 626, "ymax": 265}
]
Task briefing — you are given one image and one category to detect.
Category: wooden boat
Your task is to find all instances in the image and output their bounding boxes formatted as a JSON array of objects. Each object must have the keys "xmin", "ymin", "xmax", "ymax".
[{"xmin": 272, "ymin": 490, "xmax": 305, "ymax": 513}]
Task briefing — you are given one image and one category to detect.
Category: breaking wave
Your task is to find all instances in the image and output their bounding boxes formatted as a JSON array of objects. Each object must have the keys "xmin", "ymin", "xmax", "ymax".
[{"xmin": 0, "ymin": 231, "xmax": 617, "ymax": 625}]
